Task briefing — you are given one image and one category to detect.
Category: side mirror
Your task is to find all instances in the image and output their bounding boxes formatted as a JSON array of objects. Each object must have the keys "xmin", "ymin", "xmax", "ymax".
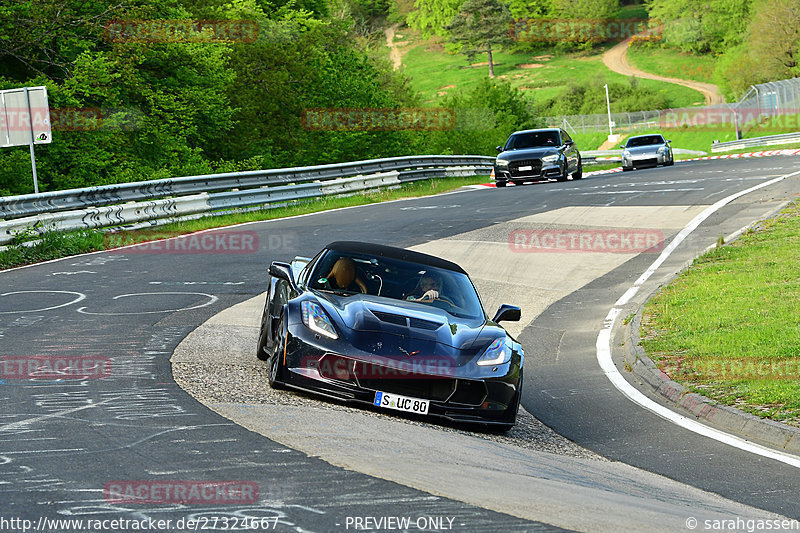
[
  {"xmin": 666, "ymin": 139, "xmax": 672, "ymax": 143},
  {"xmin": 620, "ymin": 145, "xmax": 626, "ymax": 149},
  {"xmin": 496, "ymin": 145, "xmax": 504, "ymax": 153},
  {"xmin": 492, "ymin": 304, "xmax": 521, "ymax": 323},
  {"xmin": 269, "ymin": 261, "xmax": 298, "ymax": 290},
  {"xmin": 564, "ymin": 139, "xmax": 574, "ymax": 145}
]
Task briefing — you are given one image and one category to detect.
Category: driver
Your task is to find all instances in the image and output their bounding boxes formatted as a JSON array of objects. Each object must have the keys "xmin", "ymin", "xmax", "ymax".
[{"xmin": 405, "ymin": 274, "xmax": 442, "ymax": 303}]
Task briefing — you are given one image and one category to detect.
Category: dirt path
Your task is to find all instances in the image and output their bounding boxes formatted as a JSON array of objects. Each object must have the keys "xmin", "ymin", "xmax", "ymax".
[
  {"xmin": 385, "ymin": 23, "xmax": 402, "ymax": 71},
  {"xmin": 602, "ymin": 36, "xmax": 725, "ymax": 105}
]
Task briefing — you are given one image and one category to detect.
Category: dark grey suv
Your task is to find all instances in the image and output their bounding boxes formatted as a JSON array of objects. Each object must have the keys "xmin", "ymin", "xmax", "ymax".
[{"xmin": 493, "ymin": 128, "xmax": 582, "ymax": 187}]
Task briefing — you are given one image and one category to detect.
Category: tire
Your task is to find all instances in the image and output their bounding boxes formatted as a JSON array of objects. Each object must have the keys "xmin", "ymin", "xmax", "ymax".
[
  {"xmin": 268, "ymin": 317, "xmax": 286, "ymax": 389},
  {"xmin": 556, "ymin": 164, "xmax": 568, "ymax": 182},
  {"xmin": 664, "ymin": 158, "xmax": 674, "ymax": 166},
  {"xmin": 622, "ymin": 166, "xmax": 633, "ymax": 172},
  {"xmin": 495, "ymin": 181, "xmax": 506, "ymax": 188},
  {"xmin": 511, "ymin": 180, "xmax": 525, "ymax": 186},
  {"xmin": 256, "ymin": 309, "xmax": 270, "ymax": 361},
  {"xmin": 572, "ymin": 161, "xmax": 583, "ymax": 180},
  {"xmin": 499, "ymin": 368, "xmax": 523, "ymax": 432}
]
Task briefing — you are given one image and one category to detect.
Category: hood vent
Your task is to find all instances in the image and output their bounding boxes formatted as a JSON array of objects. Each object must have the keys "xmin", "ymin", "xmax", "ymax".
[{"xmin": 372, "ymin": 310, "xmax": 442, "ymax": 331}]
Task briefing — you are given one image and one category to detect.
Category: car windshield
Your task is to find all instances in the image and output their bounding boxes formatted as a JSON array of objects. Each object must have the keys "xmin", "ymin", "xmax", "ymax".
[
  {"xmin": 506, "ymin": 131, "xmax": 560, "ymax": 150},
  {"xmin": 626, "ymin": 135, "xmax": 665, "ymax": 147},
  {"xmin": 307, "ymin": 250, "xmax": 485, "ymax": 320}
]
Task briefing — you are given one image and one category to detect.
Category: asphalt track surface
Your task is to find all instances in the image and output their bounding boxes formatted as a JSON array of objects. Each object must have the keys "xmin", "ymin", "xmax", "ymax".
[{"xmin": 1, "ymin": 157, "xmax": 799, "ymax": 531}]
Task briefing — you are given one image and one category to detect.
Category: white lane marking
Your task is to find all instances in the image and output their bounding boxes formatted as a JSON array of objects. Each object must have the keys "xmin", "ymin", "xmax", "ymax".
[
  {"xmin": 579, "ymin": 188, "xmax": 705, "ymax": 195},
  {"xmin": 597, "ymin": 169, "xmax": 800, "ymax": 468},
  {"xmin": 0, "ymin": 291, "xmax": 86, "ymax": 314},
  {"xmin": 76, "ymin": 292, "xmax": 218, "ymax": 315}
]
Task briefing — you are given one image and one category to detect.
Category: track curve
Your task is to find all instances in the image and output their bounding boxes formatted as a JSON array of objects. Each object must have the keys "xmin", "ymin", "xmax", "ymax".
[{"xmin": 2, "ymin": 155, "xmax": 799, "ymax": 531}]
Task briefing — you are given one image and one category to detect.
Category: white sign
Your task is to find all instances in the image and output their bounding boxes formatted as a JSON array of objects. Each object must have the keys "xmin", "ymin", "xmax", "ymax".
[{"xmin": 0, "ymin": 86, "xmax": 52, "ymax": 148}]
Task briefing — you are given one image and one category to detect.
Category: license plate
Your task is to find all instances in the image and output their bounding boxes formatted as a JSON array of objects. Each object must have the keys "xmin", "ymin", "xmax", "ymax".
[
  {"xmin": 518, "ymin": 165, "xmax": 532, "ymax": 171},
  {"xmin": 374, "ymin": 391, "xmax": 429, "ymax": 415}
]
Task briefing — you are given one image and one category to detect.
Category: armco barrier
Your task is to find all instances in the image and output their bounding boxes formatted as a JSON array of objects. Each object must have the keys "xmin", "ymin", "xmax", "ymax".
[
  {"xmin": 711, "ymin": 132, "xmax": 800, "ymax": 153},
  {"xmin": 0, "ymin": 157, "xmax": 493, "ymax": 244}
]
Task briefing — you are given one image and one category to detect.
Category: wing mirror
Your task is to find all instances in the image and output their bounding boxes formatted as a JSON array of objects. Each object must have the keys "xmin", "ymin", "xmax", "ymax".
[
  {"xmin": 492, "ymin": 304, "xmax": 521, "ymax": 323},
  {"xmin": 496, "ymin": 145, "xmax": 504, "ymax": 153},
  {"xmin": 269, "ymin": 261, "xmax": 298, "ymax": 291},
  {"xmin": 666, "ymin": 139, "xmax": 672, "ymax": 143},
  {"xmin": 620, "ymin": 145, "xmax": 626, "ymax": 149}
]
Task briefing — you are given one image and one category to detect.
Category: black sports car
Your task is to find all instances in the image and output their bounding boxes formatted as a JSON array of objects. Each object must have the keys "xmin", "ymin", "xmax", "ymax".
[
  {"xmin": 493, "ymin": 127, "xmax": 582, "ymax": 187},
  {"xmin": 256, "ymin": 241, "xmax": 525, "ymax": 430}
]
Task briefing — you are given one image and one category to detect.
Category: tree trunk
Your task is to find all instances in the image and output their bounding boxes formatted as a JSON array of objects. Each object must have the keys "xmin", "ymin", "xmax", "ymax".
[{"xmin": 487, "ymin": 43, "xmax": 494, "ymax": 78}]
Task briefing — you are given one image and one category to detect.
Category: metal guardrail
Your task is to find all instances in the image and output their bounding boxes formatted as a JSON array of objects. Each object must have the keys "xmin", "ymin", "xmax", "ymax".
[
  {"xmin": 710, "ymin": 132, "xmax": 800, "ymax": 153},
  {"xmin": 0, "ymin": 156, "xmax": 493, "ymax": 245}
]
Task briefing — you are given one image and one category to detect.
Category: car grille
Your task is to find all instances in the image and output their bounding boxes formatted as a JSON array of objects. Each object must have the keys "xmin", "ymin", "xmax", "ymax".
[
  {"xmin": 358, "ymin": 377, "xmax": 456, "ymax": 401},
  {"xmin": 317, "ymin": 353, "xmax": 467, "ymax": 402},
  {"xmin": 508, "ymin": 159, "xmax": 543, "ymax": 177},
  {"xmin": 634, "ymin": 158, "xmax": 658, "ymax": 166}
]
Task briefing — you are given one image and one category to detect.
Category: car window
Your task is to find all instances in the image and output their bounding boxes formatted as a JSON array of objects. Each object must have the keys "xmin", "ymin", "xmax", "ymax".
[
  {"xmin": 561, "ymin": 130, "xmax": 572, "ymax": 143},
  {"xmin": 626, "ymin": 135, "xmax": 665, "ymax": 147},
  {"xmin": 506, "ymin": 131, "xmax": 560, "ymax": 150},
  {"xmin": 309, "ymin": 250, "xmax": 485, "ymax": 320}
]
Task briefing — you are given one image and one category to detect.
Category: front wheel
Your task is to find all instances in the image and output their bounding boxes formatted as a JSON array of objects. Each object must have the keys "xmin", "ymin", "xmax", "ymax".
[
  {"xmin": 268, "ymin": 317, "xmax": 287, "ymax": 389},
  {"xmin": 256, "ymin": 308, "xmax": 270, "ymax": 361},
  {"xmin": 664, "ymin": 158, "xmax": 674, "ymax": 166},
  {"xmin": 572, "ymin": 161, "xmax": 583, "ymax": 180},
  {"xmin": 556, "ymin": 164, "xmax": 568, "ymax": 182},
  {"xmin": 495, "ymin": 181, "xmax": 507, "ymax": 188}
]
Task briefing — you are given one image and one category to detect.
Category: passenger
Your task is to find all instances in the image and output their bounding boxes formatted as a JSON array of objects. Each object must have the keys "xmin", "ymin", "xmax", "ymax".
[{"xmin": 326, "ymin": 258, "xmax": 368, "ymax": 293}]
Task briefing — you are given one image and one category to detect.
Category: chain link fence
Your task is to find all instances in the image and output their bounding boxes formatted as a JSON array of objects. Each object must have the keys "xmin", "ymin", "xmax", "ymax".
[{"xmin": 544, "ymin": 77, "xmax": 800, "ymax": 139}]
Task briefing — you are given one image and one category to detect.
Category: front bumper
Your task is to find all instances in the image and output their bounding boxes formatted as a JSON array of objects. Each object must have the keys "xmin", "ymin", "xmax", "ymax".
[
  {"xmin": 623, "ymin": 152, "xmax": 670, "ymax": 168},
  {"xmin": 494, "ymin": 159, "xmax": 562, "ymax": 182},
  {"xmin": 277, "ymin": 322, "xmax": 522, "ymax": 426}
]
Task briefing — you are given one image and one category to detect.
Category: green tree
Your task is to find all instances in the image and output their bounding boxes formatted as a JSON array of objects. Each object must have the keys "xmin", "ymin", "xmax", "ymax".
[
  {"xmin": 407, "ymin": 0, "xmax": 465, "ymax": 37},
  {"xmin": 552, "ymin": 0, "xmax": 617, "ymax": 19},
  {"xmin": 446, "ymin": 0, "xmax": 514, "ymax": 78},
  {"xmin": 646, "ymin": 0, "xmax": 751, "ymax": 54},
  {"xmin": 425, "ymin": 78, "xmax": 539, "ymax": 155},
  {"xmin": 714, "ymin": 0, "xmax": 800, "ymax": 99}
]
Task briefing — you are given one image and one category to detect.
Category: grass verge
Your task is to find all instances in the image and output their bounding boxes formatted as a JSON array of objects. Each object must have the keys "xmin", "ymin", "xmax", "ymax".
[
  {"xmin": 400, "ymin": 35, "xmax": 704, "ymax": 108},
  {"xmin": 626, "ymin": 46, "xmax": 717, "ymax": 84},
  {"xmin": 640, "ymin": 201, "xmax": 800, "ymax": 427},
  {"xmin": 0, "ymin": 175, "xmax": 488, "ymax": 270}
]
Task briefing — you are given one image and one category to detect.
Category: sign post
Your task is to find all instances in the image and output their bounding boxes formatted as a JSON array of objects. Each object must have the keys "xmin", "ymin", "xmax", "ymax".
[{"xmin": 0, "ymin": 86, "xmax": 52, "ymax": 194}]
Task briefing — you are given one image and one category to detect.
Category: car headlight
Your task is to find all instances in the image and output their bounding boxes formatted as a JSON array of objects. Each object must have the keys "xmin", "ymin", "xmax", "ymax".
[
  {"xmin": 301, "ymin": 301, "xmax": 338, "ymax": 339},
  {"xmin": 623, "ymin": 150, "xmax": 631, "ymax": 158},
  {"xmin": 541, "ymin": 154, "xmax": 559, "ymax": 163},
  {"xmin": 476, "ymin": 338, "xmax": 512, "ymax": 366},
  {"xmin": 495, "ymin": 159, "xmax": 509, "ymax": 167},
  {"xmin": 657, "ymin": 147, "xmax": 667, "ymax": 154}
]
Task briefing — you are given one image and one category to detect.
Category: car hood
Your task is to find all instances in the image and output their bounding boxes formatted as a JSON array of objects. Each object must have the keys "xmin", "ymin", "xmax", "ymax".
[
  {"xmin": 313, "ymin": 291, "xmax": 503, "ymax": 356},
  {"xmin": 624, "ymin": 145, "xmax": 663, "ymax": 154},
  {"xmin": 497, "ymin": 147, "xmax": 560, "ymax": 161}
]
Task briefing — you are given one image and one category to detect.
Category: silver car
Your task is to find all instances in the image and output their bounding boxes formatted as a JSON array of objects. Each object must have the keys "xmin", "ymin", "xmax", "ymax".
[{"xmin": 621, "ymin": 134, "xmax": 674, "ymax": 171}]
